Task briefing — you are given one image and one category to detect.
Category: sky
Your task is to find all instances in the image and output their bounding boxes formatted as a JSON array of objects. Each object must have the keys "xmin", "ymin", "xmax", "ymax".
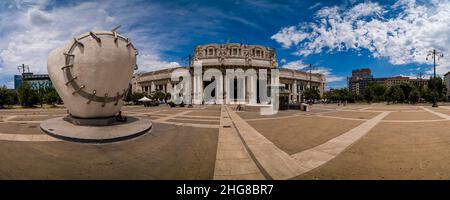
[{"xmin": 1, "ymin": 0, "xmax": 450, "ymax": 89}]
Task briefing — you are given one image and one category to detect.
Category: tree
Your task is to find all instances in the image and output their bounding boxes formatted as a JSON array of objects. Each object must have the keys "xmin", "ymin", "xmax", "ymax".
[
  {"xmin": 325, "ymin": 89, "xmax": 340, "ymax": 102},
  {"xmin": 364, "ymin": 87, "xmax": 375, "ymax": 103},
  {"xmin": 409, "ymin": 87, "xmax": 420, "ymax": 104},
  {"xmin": 153, "ymin": 90, "xmax": 166, "ymax": 101},
  {"xmin": 42, "ymin": 87, "xmax": 62, "ymax": 105},
  {"xmin": 304, "ymin": 88, "xmax": 320, "ymax": 101},
  {"xmin": 384, "ymin": 86, "xmax": 393, "ymax": 104},
  {"xmin": 325, "ymin": 88, "xmax": 358, "ymax": 103},
  {"xmin": 124, "ymin": 88, "xmax": 133, "ymax": 102},
  {"xmin": 165, "ymin": 92, "xmax": 172, "ymax": 102},
  {"xmin": 399, "ymin": 83, "xmax": 413, "ymax": 102},
  {"xmin": 130, "ymin": 92, "xmax": 145, "ymax": 104},
  {"xmin": 0, "ymin": 86, "xmax": 9, "ymax": 108},
  {"xmin": 427, "ymin": 77, "xmax": 447, "ymax": 102},
  {"xmin": 391, "ymin": 86, "xmax": 405, "ymax": 103},
  {"xmin": 22, "ymin": 82, "xmax": 36, "ymax": 106},
  {"xmin": 17, "ymin": 81, "xmax": 40, "ymax": 107},
  {"xmin": 372, "ymin": 84, "xmax": 386, "ymax": 101},
  {"xmin": 363, "ymin": 83, "xmax": 386, "ymax": 103},
  {"xmin": 0, "ymin": 86, "xmax": 17, "ymax": 108}
]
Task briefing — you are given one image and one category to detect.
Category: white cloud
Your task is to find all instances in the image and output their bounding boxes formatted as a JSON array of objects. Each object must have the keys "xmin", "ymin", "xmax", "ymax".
[
  {"xmin": 398, "ymin": 73, "xmax": 432, "ymax": 79},
  {"xmin": 309, "ymin": 3, "xmax": 322, "ymax": 10},
  {"xmin": 0, "ymin": 1, "xmax": 185, "ymax": 86},
  {"xmin": 346, "ymin": 2, "xmax": 383, "ymax": 20},
  {"xmin": 281, "ymin": 60, "xmax": 308, "ymax": 70},
  {"xmin": 312, "ymin": 67, "xmax": 345, "ymax": 83},
  {"xmin": 137, "ymin": 53, "xmax": 181, "ymax": 72},
  {"xmin": 281, "ymin": 60, "xmax": 344, "ymax": 83},
  {"xmin": 270, "ymin": 26, "xmax": 310, "ymax": 48},
  {"xmin": 271, "ymin": 0, "xmax": 450, "ymax": 76},
  {"xmin": 0, "ymin": 0, "xmax": 269, "ymax": 88}
]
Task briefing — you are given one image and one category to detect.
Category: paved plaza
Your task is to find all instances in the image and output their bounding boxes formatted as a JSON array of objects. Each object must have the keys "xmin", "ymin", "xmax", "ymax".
[{"xmin": 2, "ymin": 103, "xmax": 450, "ymax": 179}]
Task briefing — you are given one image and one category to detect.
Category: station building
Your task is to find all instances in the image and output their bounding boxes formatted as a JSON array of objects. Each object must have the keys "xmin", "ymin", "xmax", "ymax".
[{"xmin": 131, "ymin": 44, "xmax": 326, "ymax": 104}]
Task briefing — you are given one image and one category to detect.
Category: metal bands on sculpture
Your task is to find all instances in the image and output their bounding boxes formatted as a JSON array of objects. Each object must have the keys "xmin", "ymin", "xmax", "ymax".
[{"xmin": 62, "ymin": 31, "xmax": 135, "ymax": 105}]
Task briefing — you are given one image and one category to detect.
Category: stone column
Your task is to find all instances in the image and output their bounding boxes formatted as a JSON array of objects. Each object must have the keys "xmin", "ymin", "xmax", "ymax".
[
  {"xmin": 216, "ymin": 74, "xmax": 224, "ymax": 104},
  {"xmin": 270, "ymin": 75, "xmax": 279, "ymax": 87},
  {"xmin": 239, "ymin": 77, "xmax": 246, "ymax": 104},
  {"xmin": 245, "ymin": 77, "xmax": 249, "ymax": 104},
  {"xmin": 199, "ymin": 76, "xmax": 203, "ymax": 103},
  {"xmin": 293, "ymin": 80, "xmax": 298, "ymax": 102},
  {"xmin": 166, "ymin": 81, "xmax": 173, "ymax": 94},
  {"xmin": 151, "ymin": 82, "xmax": 156, "ymax": 92},
  {"xmin": 172, "ymin": 82, "xmax": 179, "ymax": 103},
  {"xmin": 270, "ymin": 73, "xmax": 279, "ymax": 104},
  {"xmin": 224, "ymin": 73, "xmax": 230, "ymax": 104},
  {"xmin": 193, "ymin": 73, "xmax": 203, "ymax": 104},
  {"xmin": 249, "ymin": 75, "xmax": 257, "ymax": 105},
  {"xmin": 193, "ymin": 75, "xmax": 198, "ymax": 104}
]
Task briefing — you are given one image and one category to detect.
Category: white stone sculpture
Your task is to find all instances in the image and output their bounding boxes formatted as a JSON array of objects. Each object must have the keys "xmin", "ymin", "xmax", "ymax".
[{"xmin": 47, "ymin": 30, "xmax": 137, "ymax": 118}]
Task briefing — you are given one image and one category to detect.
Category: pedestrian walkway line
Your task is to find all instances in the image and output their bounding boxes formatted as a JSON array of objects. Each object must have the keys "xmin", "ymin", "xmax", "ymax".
[
  {"xmin": 154, "ymin": 111, "xmax": 192, "ymax": 121},
  {"xmin": 419, "ymin": 106, "xmax": 450, "ymax": 119},
  {"xmin": 382, "ymin": 119, "xmax": 448, "ymax": 123},
  {"xmin": 1, "ymin": 116, "xmax": 17, "ymax": 121},
  {"xmin": 315, "ymin": 115, "xmax": 368, "ymax": 121},
  {"xmin": 153, "ymin": 120, "xmax": 219, "ymax": 129},
  {"xmin": 439, "ymin": 106, "xmax": 450, "ymax": 110},
  {"xmin": 244, "ymin": 114, "xmax": 307, "ymax": 122},
  {"xmin": 359, "ymin": 106, "xmax": 372, "ymax": 111},
  {"xmin": 183, "ymin": 115, "xmax": 220, "ymax": 119},
  {"xmin": 173, "ymin": 117, "xmax": 219, "ymax": 122},
  {"xmin": 227, "ymin": 106, "xmax": 390, "ymax": 179},
  {"xmin": 0, "ymin": 133, "xmax": 60, "ymax": 142},
  {"xmin": 152, "ymin": 110, "xmax": 222, "ymax": 129},
  {"xmin": 213, "ymin": 105, "xmax": 265, "ymax": 180},
  {"xmin": 226, "ymin": 106, "xmax": 309, "ymax": 180},
  {"xmin": 177, "ymin": 115, "xmax": 220, "ymax": 119},
  {"xmin": 127, "ymin": 110, "xmax": 164, "ymax": 116},
  {"xmin": 291, "ymin": 111, "xmax": 390, "ymax": 176},
  {"xmin": 2, "ymin": 120, "xmax": 43, "ymax": 123}
]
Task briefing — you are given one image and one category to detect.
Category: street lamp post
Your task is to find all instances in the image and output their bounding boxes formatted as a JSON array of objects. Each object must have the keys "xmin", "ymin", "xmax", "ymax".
[
  {"xmin": 307, "ymin": 64, "xmax": 317, "ymax": 104},
  {"xmin": 426, "ymin": 49, "xmax": 444, "ymax": 107},
  {"xmin": 17, "ymin": 64, "xmax": 30, "ymax": 74},
  {"xmin": 417, "ymin": 72, "xmax": 424, "ymax": 103}
]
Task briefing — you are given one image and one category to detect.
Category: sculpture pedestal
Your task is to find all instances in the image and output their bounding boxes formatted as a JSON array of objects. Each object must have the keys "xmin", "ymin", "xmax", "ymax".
[
  {"xmin": 63, "ymin": 115, "xmax": 117, "ymax": 126},
  {"xmin": 40, "ymin": 116, "xmax": 152, "ymax": 143}
]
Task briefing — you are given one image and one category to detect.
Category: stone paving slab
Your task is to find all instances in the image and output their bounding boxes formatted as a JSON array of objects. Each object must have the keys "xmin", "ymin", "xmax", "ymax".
[
  {"xmin": 247, "ymin": 116, "xmax": 363, "ymax": 154},
  {"xmin": 236, "ymin": 110, "xmax": 299, "ymax": 120},
  {"xmin": 226, "ymin": 106, "xmax": 308, "ymax": 180},
  {"xmin": 384, "ymin": 110, "xmax": 442, "ymax": 120},
  {"xmin": 154, "ymin": 120, "xmax": 219, "ymax": 129},
  {"xmin": 4, "ymin": 103, "xmax": 450, "ymax": 179},
  {"xmin": 292, "ymin": 112, "xmax": 390, "ymax": 175},
  {"xmin": 296, "ymin": 120, "xmax": 450, "ymax": 179},
  {"xmin": 154, "ymin": 111, "xmax": 192, "ymax": 121},
  {"xmin": 175, "ymin": 116, "xmax": 220, "ymax": 121},
  {"xmin": 0, "ymin": 133, "xmax": 60, "ymax": 142},
  {"xmin": 168, "ymin": 118, "xmax": 219, "ymax": 124},
  {"xmin": 420, "ymin": 106, "xmax": 450, "ymax": 120},
  {"xmin": 322, "ymin": 111, "xmax": 379, "ymax": 119},
  {"xmin": 433, "ymin": 110, "xmax": 450, "ymax": 116},
  {"xmin": 40, "ymin": 117, "xmax": 152, "ymax": 143},
  {"xmin": 213, "ymin": 106, "xmax": 264, "ymax": 180},
  {"xmin": 0, "ymin": 122, "xmax": 218, "ymax": 179},
  {"xmin": 0, "ymin": 122, "xmax": 45, "ymax": 135},
  {"xmin": 189, "ymin": 111, "xmax": 221, "ymax": 117}
]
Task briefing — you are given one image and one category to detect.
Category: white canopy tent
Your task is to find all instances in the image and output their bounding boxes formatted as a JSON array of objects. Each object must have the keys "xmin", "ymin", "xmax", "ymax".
[{"xmin": 138, "ymin": 97, "xmax": 152, "ymax": 102}]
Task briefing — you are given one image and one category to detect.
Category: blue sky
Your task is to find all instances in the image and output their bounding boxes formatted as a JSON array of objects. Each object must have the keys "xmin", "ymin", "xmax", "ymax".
[{"xmin": 1, "ymin": 0, "xmax": 449, "ymax": 89}]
